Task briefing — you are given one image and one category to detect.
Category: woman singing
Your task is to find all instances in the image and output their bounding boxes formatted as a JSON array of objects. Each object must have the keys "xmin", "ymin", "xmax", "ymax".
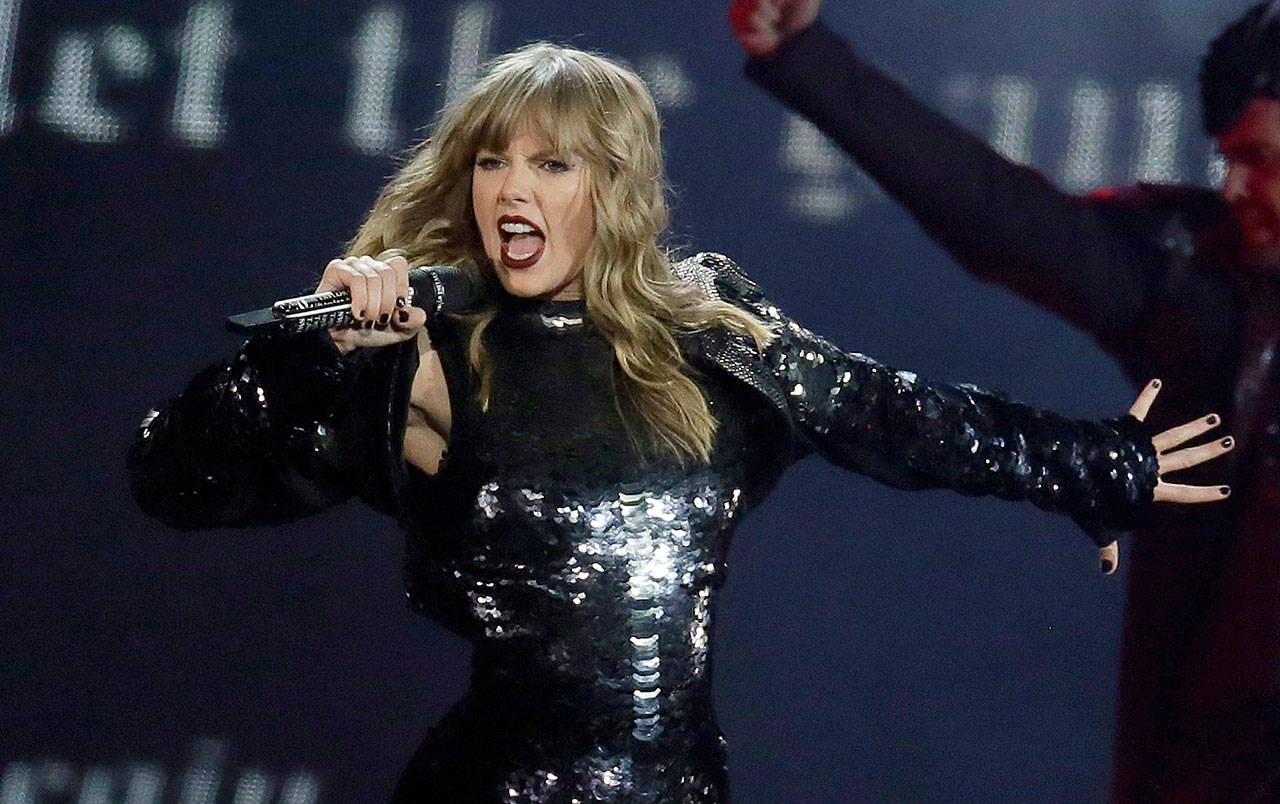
[{"xmin": 130, "ymin": 42, "xmax": 1232, "ymax": 802}]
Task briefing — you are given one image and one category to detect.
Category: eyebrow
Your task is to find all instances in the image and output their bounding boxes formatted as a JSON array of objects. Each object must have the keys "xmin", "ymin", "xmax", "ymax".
[{"xmin": 475, "ymin": 144, "xmax": 571, "ymax": 159}]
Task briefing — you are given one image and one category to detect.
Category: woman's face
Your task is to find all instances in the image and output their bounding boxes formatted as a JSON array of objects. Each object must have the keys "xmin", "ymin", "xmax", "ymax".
[{"xmin": 472, "ymin": 129, "xmax": 595, "ymax": 301}]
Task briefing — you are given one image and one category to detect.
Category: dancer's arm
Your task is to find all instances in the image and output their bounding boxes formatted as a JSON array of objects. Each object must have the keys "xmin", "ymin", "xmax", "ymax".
[{"xmin": 732, "ymin": 0, "xmax": 1181, "ymax": 344}]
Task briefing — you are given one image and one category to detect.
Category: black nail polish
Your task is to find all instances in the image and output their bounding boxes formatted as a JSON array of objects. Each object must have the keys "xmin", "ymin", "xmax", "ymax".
[
  {"xmin": 357, "ymin": 309, "xmax": 366, "ymax": 320},
  {"xmin": 1206, "ymin": 415, "xmax": 1218, "ymax": 426},
  {"xmin": 1220, "ymin": 486, "xmax": 1231, "ymax": 496},
  {"xmin": 364, "ymin": 320, "xmax": 374, "ymax": 330},
  {"xmin": 374, "ymin": 322, "xmax": 388, "ymax": 331},
  {"xmin": 1222, "ymin": 437, "xmax": 1234, "ymax": 448},
  {"xmin": 1151, "ymin": 379, "xmax": 1161, "ymax": 389},
  {"xmin": 398, "ymin": 310, "xmax": 409, "ymax": 323},
  {"xmin": 1100, "ymin": 559, "xmax": 1114, "ymax": 574},
  {"xmin": 378, "ymin": 313, "xmax": 389, "ymax": 325},
  {"xmin": 396, "ymin": 296, "xmax": 406, "ymax": 308}
]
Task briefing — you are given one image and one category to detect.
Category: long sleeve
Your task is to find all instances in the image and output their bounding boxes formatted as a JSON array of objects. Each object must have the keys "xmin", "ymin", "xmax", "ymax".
[
  {"xmin": 698, "ymin": 253, "xmax": 1161, "ymax": 534},
  {"xmin": 744, "ymin": 19, "xmax": 1174, "ymax": 343},
  {"xmin": 770, "ymin": 315, "xmax": 1157, "ymax": 532},
  {"xmin": 128, "ymin": 331, "xmax": 392, "ymax": 529}
]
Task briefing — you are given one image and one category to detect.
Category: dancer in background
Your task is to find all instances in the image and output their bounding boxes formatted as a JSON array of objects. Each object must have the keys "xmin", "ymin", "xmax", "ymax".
[
  {"xmin": 132, "ymin": 40, "xmax": 1229, "ymax": 801},
  {"xmin": 732, "ymin": 0, "xmax": 1280, "ymax": 798}
]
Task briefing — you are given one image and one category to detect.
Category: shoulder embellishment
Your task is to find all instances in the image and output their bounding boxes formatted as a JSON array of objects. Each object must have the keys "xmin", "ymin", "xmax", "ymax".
[{"xmin": 671, "ymin": 252, "xmax": 729, "ymax": 302}]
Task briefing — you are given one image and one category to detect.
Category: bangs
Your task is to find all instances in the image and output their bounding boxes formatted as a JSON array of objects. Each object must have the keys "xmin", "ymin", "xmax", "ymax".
[{"xmin": 466, "ymin": 53, "xmax": 611, "ymax": 164}]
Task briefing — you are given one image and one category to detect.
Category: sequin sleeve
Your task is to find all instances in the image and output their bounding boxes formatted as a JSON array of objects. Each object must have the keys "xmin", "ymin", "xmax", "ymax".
[
  {"xmin": 701, "ymin": 253, "xmax": 1160, "ymax": 532},
  {"xmin": 128, "ymin": 331, "xmax": 379, "ymax": 529}
]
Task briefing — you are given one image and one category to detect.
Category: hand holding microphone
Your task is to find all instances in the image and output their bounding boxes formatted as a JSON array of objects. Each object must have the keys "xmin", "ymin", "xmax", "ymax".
[
  {"xmin": 315, "ymin": 255, "xmax": 426, "ymax": 352},
  {"xmin": 226, "ymin": 255, "xmax": 488, "ymax": 353}
]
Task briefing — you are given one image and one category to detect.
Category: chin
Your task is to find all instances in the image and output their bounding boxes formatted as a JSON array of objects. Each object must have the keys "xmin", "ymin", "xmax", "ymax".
[{"xmin": 495, "ymin": 269, "xmax": 559, "ymax": 299}]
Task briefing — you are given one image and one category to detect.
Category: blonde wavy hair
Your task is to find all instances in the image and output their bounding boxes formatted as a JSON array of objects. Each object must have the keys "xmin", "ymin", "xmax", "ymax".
[{"xmin": 348, "ymin": 42, "xmax": 774, "ymax": 463}]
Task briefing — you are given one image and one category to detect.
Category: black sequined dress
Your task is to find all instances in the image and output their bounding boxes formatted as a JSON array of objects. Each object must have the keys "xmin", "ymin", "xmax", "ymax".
[
  {"xmin": 129, "ymin": 253, "xmax": 1160, "ymax": 803},
  {"xmin": 391, "ymin": 295, "xmax": 785, "ymax": 801}
]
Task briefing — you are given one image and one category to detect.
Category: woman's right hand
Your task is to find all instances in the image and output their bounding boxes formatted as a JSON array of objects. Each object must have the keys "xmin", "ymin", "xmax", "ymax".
[{"xmin": 319, "ymin": 255, "xmax": 428, "ymax": 353}]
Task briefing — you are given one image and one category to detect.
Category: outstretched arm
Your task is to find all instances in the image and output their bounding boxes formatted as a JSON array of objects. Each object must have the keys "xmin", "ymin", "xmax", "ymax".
[
  {"xmin": 731, "ymin": 0, "xmax": 1166, "ymax": 342},
  {"xmin": 701, "ymin": 254, "xmax": 1232, "ymax": 536}
]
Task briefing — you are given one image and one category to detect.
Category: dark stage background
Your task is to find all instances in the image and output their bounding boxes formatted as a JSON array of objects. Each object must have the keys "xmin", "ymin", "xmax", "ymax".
[{"xmin": 1, "ymin": 1, "xmax": 1248, "ymax": 801}]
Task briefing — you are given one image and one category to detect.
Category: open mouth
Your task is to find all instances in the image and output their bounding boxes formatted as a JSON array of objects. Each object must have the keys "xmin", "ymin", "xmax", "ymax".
[{"xmin": 498, "ymin": 215, "xmax": 546, "ymax": 269}]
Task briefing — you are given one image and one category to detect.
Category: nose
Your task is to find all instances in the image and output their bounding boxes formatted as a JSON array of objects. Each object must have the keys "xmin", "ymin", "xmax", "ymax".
[
  {"xmin": 498, "ymin": 162, "xmax": 532, "ymax": 205},
  {"xmin": 1222, "ymin": 161, "xmax": 1249, "ymax": 203}
]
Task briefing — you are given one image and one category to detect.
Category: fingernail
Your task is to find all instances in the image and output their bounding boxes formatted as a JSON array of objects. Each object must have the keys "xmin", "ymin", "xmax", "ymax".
[
  {"xmin": 1206, "ymin": 415, "xmax": 1218, "ymax": 426},
  {"xmin": 374, "ymin": 322, "xmax": 388, "ymax": 331},
  {"xmin": 1100, "ymin": 559, "xmax": 1114, "ymax": 574},
  {"xmin": 1221, "ymin": 486, "xmax": 1231, "ymax": 496},
  {"xmin": 1222, "ymin": 437, "xmax": 1234, "ymax": 449},
  {"xmin": 378, "ymin": 313, "xmax": 389, "ymax": 325},
  {"xmin": 396, "ymin": 296, "xmax": 406, "ymax": 308},
  {"xmin": 363, "ymin": 320, "xmax": 374, "ymax": 330},
  {"xmin": 398, "ymin": 310, "xmax": 409, "ymax": 323},
  {"xmin": 1151, "ymin": 379, "xmax": 1161, "ymax": 389},
  {"xmin": 356, "ymin": 309, "xmax": 366, "ymax": 320}
]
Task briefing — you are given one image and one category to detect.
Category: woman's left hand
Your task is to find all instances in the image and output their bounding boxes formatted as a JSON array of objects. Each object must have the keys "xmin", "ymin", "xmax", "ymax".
[{"xmin": 1099, "ymin": 378, "xmax": 1234, "ymax": 574}]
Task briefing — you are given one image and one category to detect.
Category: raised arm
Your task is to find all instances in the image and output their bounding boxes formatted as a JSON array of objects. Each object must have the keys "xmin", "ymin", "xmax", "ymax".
[{"xmin": 731, "ymin": 1, "xmax": 1172, "ymax": 342}]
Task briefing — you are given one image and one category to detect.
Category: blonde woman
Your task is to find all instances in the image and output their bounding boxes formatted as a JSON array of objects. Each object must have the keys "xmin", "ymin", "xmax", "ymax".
[{"xmin": 131, "ymin": 43, "xmax": 1231, "ymax": 802}]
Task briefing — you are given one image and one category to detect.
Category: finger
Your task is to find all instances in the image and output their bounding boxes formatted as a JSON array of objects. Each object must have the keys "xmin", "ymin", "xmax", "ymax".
[
  {"xmin": 389, "ymin": 255, "xmax": 410, "ymax": 311},
  {"xmin": 1152, "ymin": 413, "xmax": 1220, "ymax": 453},
  {"xmin": 366, "ymin": 257, "xmax": 397, "ymax": 328},
  {"xmin": 355, "ymin": 257, "xmax": 385, "ymax": 325},
  {"xmin": 317, "ymin": 258, "xmax": 346, "ymax": 293},
  {"xmin": 1128, "ymin": 378, "xmax": 1162, "ymax": 421},
  {"xmin": 343, "ymin": 261, "xmax": 371, "ymax": 324},
  {"xmin": 352, "ymin": 259, "xmax": 382, "ymax": 329},
  {"xmin": 1153, "ymin": 481, "xmax": 1231, "ymax": 504},
  {"xmin": 391, "ymin": 304, "xmax": 428, "ymax": 332},
  {"xmin": 1099, "ymin": 541, "xmax": 1118, "ymax": 576},
  {"xmin": 1158, "ymin": 436, "xmax": 1234, "ymax": 475}
]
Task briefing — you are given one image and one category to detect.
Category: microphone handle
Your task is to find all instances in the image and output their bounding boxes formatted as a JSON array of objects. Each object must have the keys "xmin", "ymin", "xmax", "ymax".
[{"xmin": 226, "ymin": 266, "xmax": 468, "ymax": 335}]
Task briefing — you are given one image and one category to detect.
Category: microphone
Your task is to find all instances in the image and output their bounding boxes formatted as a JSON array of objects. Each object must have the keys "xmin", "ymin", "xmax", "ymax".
[{"xmin": 225, "ymin": 265, "xmax": 488, "ymax": 334}]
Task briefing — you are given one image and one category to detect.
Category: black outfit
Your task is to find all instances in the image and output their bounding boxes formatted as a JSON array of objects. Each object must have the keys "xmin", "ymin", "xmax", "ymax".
[
  {"xmin": 130, "ymin": 253, "xmax": 1159, "ymax": 802},
  {"xmin": 746, "ymin": 20, "xmax": 1280, "ymax": 800}
]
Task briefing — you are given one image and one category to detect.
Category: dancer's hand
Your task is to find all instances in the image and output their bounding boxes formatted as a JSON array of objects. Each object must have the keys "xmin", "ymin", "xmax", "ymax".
[
  {"xmin": 728, "ymin": 0, "xmax": 821, "ymax": 59},
  {"xmin": 1099, "ymin": 378, "xmax": 1233, "ymax": 574},
  {"xmin": 318, "ymin": 255, "xmax": 428, "ymax": 353}
]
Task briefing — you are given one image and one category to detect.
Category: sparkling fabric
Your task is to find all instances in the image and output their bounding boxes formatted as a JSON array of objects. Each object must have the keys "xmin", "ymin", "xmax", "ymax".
[
  {"xmin": 394, "ymin": 297, "xmax": 778, "ymax": 801},
  {"xmin": 678, "ymin": 253, "xmax": 1159, "ymax": 530},
  {"xmin": 129, "ymin": 253, "xmax": 1161, "ymax": 802}
]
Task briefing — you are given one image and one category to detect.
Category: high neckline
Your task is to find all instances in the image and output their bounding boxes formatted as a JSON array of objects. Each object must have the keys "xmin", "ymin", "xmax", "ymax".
[
  {"xmin": 536, "ymin": 297, "xmax": 587, "ymax": 318},
  {"xmin": 502, "ymin": 295, "xmax": 588, "ymax": 329}
]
